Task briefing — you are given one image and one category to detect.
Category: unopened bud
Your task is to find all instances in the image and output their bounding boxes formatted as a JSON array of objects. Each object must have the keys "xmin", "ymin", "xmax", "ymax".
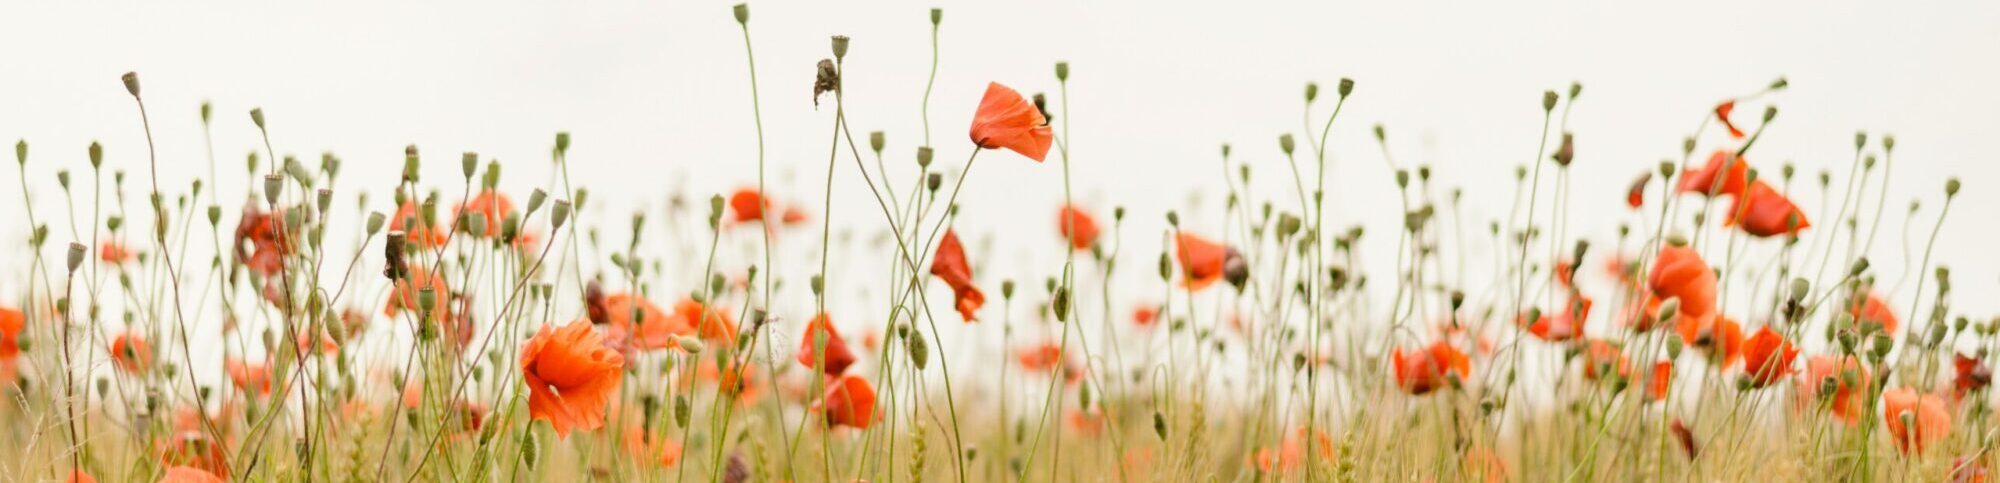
[
  {"xmin": 121, "ymin": 72, "xmax": 141, "ymax": 98},
  {"xmin": 1542, "ymin": 90, "xmax": 1558, "ymax": 111},
  {"xmin": 1055, "ymin": 62, "xmax": 1069, "ymax": 82},
  {"xmin": 732, "ymin": 3, "xmax": 749, "ymax": 24},
  {"xmin": 250, "ymin": 108, "xmax": 266, "ymax": 130},
  {"xmin": 869, "ymin": 131, "xmax": 885, "ymax": 153}
]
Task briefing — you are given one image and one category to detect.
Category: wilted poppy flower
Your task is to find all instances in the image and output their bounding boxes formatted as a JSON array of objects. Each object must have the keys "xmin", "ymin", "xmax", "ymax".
[
  {"xmin": 233, "ymin": 199, "xmax": 291, "ymax": 277},
  {"xmin": 1799, "ymin": 355, "xmax": 1871, "ymax": 424},
  {"xmin": 391, "ymin": 199, "xmax": 448, "ymax": 248},
  {"xmin": 1391, "ymin": 340, "xmax": 1471, "ymax": 395},
  {"xmin": 1017, "ymin": 341, "xmax": 1083, "ymax": 385},
  {"xmin": 1846, "ymin": 291, "xmax": 1900, "ymax": 335},
  {"xmin": 521, "ymin": 320, "xmax": 626, "ymax": 439},
  {"xmin": 456, "ymin": 189, "xmax": 514, "ymax": 238},
  {"xmin": 969, "ymin": 82, "xmax": 1053, "ymax": 162},
  {"xmin": 1522, "ymin": 295, "xmax": 1592, "ymax": 342},
  {"xmin": 1740, "ymin": 326, "xmax": 1799, "ymax": 388},
  {"xmin": 813, "ymin": 375, "xmax": 879, "ymax": 429},
  {"xmin": 1175, "ymin": 232, "xmax": 1245, "ymax": 292},
  {"xmin": 1252, "ymin": 427, "xmax": 1335, "ymax": 474},
  {"xmin": 727, "ymin": 188, "xmax": 807, "ymax": 226},
  {"xmin": 1955, "ymin": 353, "xmax": 1991, "ymax": 400},
  {"xmin": 100, "ymin": 241, "xmax": 134, "ymax": 265},
  {"xmin": 226, "ymin": 357, "xmax": 272, "ymax": 396},
  {"xmin": 929, "ymin": 229, "xmax": 985, "ymax": 322},
  {"xmin": 797, "ymin": 313, "xmax": 857, "ymax": 376},
  {"xmin": 1626, "ymin": 172, "xmax": 1652, "ymax": 209},
  {"xmin": 1883, "ymin": 387, "xmax": 1951, "ymax": 454},
  {"xmin": 1714, "ymin": 100, "xmax": 1746, "ymax": 139},
  {"xmin": 1057, "ymin": 205, "xmax": 1100, "ymax": 251},
  {"xmin": 1726, "ymin": 180, "xmax": 1810, "ymax": 237},
  {"xmin": 1678, "ymin": 150, "xmax": 1750, "ymax": 198},
  {"xmin": 1677, "ymin": 314, "xmax": 1745, "ymax": 366},
  {"xmin": 1644, "ymin": 360, "xmax": 1675, "ymax": 402},
  {"xmin": 1580, "ymin": 339, "xmax": 1630, "ymax": 381},
  {"xmin": 157, "ymin": 466, "xmax": 226, "ymax": 483},
  {"xmin": 109, "ymin": 331, "xmax": 153, "ymax": 374},
  {"xmin": 1648, "ymin": 244, "xmax": 1717, "ymax": 319}
]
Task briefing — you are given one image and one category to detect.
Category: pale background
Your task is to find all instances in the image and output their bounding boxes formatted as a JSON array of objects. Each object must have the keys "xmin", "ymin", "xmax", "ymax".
[{"xmin": 3, "ymin": 1, "xmax": 1998, "ymax": 381}]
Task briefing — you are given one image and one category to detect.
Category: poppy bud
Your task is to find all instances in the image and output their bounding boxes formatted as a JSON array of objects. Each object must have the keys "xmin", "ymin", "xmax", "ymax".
[
  {"xmin": 869, "ymin": 131, "xmax": 885, "ymax": 153},
  {"xmin": 1338, "ymin": 78, "xmax": 1354, "ymax": 98},
  {"xmin": 200, "ymin": 101, "xmax": 212, "ymax": 124},
  {"xmin": 916, "ymin": 146, "xmax": 933, "ymax": 168},
  {"xmin": 1882, "ymin": 135, "xmax": 1895, "ymax": 152},
  {"xmin": 810, "ymin": 275, "xmax": 824, "ymax": 296},
  {"xmin": 1945, "ymin": 178, "xmax": 1961, "ymax": 197},
  {"xmin": 1542, "ymin": 90, "xmax": 1558, "ymax": 112},
  {"xmin": 1665, "ymin": 336, "xmax": 1684, "ymax": 360},
  {"xmin": 66, "ymin": 242, "xmax": 86, "ymax": 272},
  {"xmin": 907, "ymin": 332, "xmax": 930, "ymax": 369},
  {"xmin": 250, "ymin": 107, "xmax": 266, "ymax": 130},
  {"xmin": 1928, "ymin": 322, "xmax": 1948, "ymax": 347},
  {"xmin": 929, "ymin": 7, "xmax": 941, "ymax": 25},
  {"xmin": 1870, "ymin": 332, "xmax": 1894, "ymax": 361},
  {"xmin": 362, "ymin": 211, "xmax": 385, "ymax": 236},
  {"xmin": 1153, "ymin": 412, "xmax": 1168, "ymax": 440},
  {"xmin": 1568, "ymin": 81, "xmax": 1582, "ymax": 99},
  {"xmin": 1052, "ymin": 288, "xmax": 1071, "ymax": 322},
  {"xmin": 1055, "ymin": 62, "xmax": 1069, "ymax": 82},
  {"xmin": 830, "ymin": 35, "xmax": 850, "ymax": 60},
  {"xmin": 122, "ymin": 72, "xmax": 141, "ymax": 98},
  {"xmin": 1657, "ymin": 298, "xmax": 1680, "ymax": 323},
  {"xmin": 1304, "ymin": 83, "xmax": 1319, "ymax": 102},
  {"xmin": 732, "ymin": 3, "xmax": 748, "ymax": 24},
  {"xmin": 1769, "ymin": 77, "xmax": 1789, "ymax": 91},
  {"xmin": 526, "ymin": 189, "xmax": 547, "ymax": 216},
  {"xmin": 1001, "ymin": 279, "xmax": 1015, "ymax": 299},
  {"xmin": 1157, "ymin": 253, "xmax": 1172, "ymax": 281},
  {"xmin": 1789, "ymin": 278, "xmax": 1809, "ymax": 302},
  {"xmin": 1278, "ymin": 134, "xmax": 1295, "ymax": 155},
  {"xmin": 677, "ymin": 336, "xmax": 704, "ymax": 354},
  {"xmin": 401, "ymin": 146, "xmax": 420, "ymax": 182},
  {"xmin": 1395, "ymin": 170, "xmax": 1409, "ymax": 188},
  {"xmin": 1837, "ymin": 330, "xmax": 1858, "ymax": 354},
  {"xmin": 13, "ymin": 139, "xmax": 24, "ymax": 166},
  {"xmin": 926, "ymin": 173, "xmax": 943, "ymax": 192},
  {"xmin": 1848, "ymin": 258, "xmax": 1869, "ymax": 277},
  {"xmin": 1761, "ymin": 106, "xmax": 1777, "ymax": 122},
  {"xmin": 551, "ymin": 200, "xmax": 571, "ymax": 229},
  {"xmin": 1863, "ymin": 155, "xmax": 1877, "ymax": 170},
  {"xmin": 554, "ymin": 131, "xmax": 571, "ymax": 154},
  {"xmin": 1275, "ymin": 214, "xmax": 1301, "ymax": 239},
  {"xmin": 1114, "ymin": 206, "xmax": 1126, "ymax": 220},
  {"xmin": 1165, "ymin": 211, "xmax": 1180, "ymax": 226},
  {"xmin": 86, "ymin": 141, "xmax": 105, "ymax": 169},
  {"xmin": 483, "ymin": 161, "xmax": 502, "ymax": 189}
]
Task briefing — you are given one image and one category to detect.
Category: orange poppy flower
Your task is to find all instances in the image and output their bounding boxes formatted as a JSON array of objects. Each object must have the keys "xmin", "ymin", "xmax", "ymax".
[
  {"xmin": 602, "ymin": 293, "xmax": 685, "ymax": 351},
  {"xmin": 1056, "ymin": 205, "xmax": 1100, "ymax": 251},
  {"xmin": 391, "ymin": 199, "xmax": 448, "ymax": 248},
  {"xmin": 1131, "ymin": 303, "xmax": 1160, "ymax": 328},
  {"xmin": 1883, "ymin": 387, "xmax": 1951, "ymax": 454},
  {"xmin": 1726, "ymin": 180, "xmax": 1810, "ymax": 237},
  {"xmin": 1644, "ymin": 360, "xmax": 1675, "ymax": 402},
  {"xmin": 1065, "ymin": 408, "xmax": 1106, "ymax": 436},
  {"xmin": 1677, "ymin": 150, "xmax": 1750, "ymax": 198},
  {"xmin": 226, "ymin": 357, "xmax": 271, "ymax": 396},
  {"xmin": 292, "ymin": 328, "xmax": 339, "ymax": 355},
  {"xmin": 1955, "ymin": 353, "xmax": 1991, "ymax": 401},
  {"xmin": 521, "ymin": 320, "xmax": 626, "ymax": 439},
  {"xmin": 100, "ymin": 241, "xmax": 134, "ymax": 265},
  {"xmin": 1252, "ymin": 427, "xmax": 1335, "ymax": 474},
  {"xmin": 383, "ymin": 266, "xmax": 450, "ymax": 319},
  {"xmin": 1017, "ymin": 341, "xmax": 1083, "ymax": 385},
  {"xmin": 1714, "ymin": 100, "xmax": 1746, "ymax": 139},
  {"xmin": 1580, "ymin": 339, "xmax": 1630, "ymax": 381},
  {"xmin": 1670, "ymin": 418, "xmax": 1698, "ymax": 460},
  {"xmin": 1, "ymin": 306, "xmax": 24, "ymax": 380},
  {"xmin": 157, "ymin": 466, "xmax": 226, "ymax": 483},
  {"xmin": 968, "ymin": 82, "xmax": 1053, "ymax": 162},
  {"xmin": 1174, "ymin": 232, "xmax": 1243, "ymax": 292},
  {"xmin": 1799, "ymin": 355, "xmax": 1871, "ymax": 424},
  {"xmin": 1846, "ymin": 291, "xmax": 1900, "ymax": 335},
  {"xmin": 109, "ymin": 331, "xmax": 153, "ymax": 373},
  {"xmin": 456, "ymin": 189, "xmax": 513, "ymax": 238},
  {"xmin": 929, "ymin": 229, "xmax": 985, "ymax": 322},
  {"xmin": 1521, "ymin": 294, "xmax": 1592, "ymax": 342},
  {"xmin": 727, "ymin": 188, "xmax": 806, "ymax": 226},
  {"xmin": 671, "ymin": 298, "xmax": 738, "ymax": 344},
  {"xmin": 1676, "ymin": 314, "xmax": 1745, "ymax": 366},
  {"xmin": 621, "ymin": 421, "xmax": 684, "ymax": 468},
  {"xmin": 1952, "ymin": 457, "xmax": 1989, "ymax": 483},
  {"xmin": 797, "ymin": 313, "xmax": 857, "ymax": 376},
  {"xmin": 1739, "ymin": 326, "xmax": 1799, "ymax": 388},
  {"xmin": 156, "ymin": 432, "xmax": 229, "ymax": 477},
  {"xmin": 1626, "ymin": 171, "xmax": 1651, "ymax": 209},
  {"xmin": 813, "ymin": 374, "xmax": 879, "ymax": 429},
  {"xmin": 1648, "ymin": 245, "xmax": 1717, "ymax": 319},
  {"xmin": 1463, "ymin": 447, "xmax": 1509, "ymax": 483},
  {"xmin": 66, "ymin": 470, "xmax": 96, "ymax": 483},
  {"xmin": 1391, "ymin": 340, "xmax": 1471, "ymax": 395}
]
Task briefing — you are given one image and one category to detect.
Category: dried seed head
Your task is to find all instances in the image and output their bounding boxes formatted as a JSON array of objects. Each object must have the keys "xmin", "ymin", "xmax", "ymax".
[
  {"xmin": 66, "ymin": 243, "xmax": 86, "ymax": 272},
  {"xmin": 830, "ymin": 35, "xmax": 850, "ymax": 59},
  {"xmin": 122, "ymin": 72, "xmax": 141, "ymax": 98}
]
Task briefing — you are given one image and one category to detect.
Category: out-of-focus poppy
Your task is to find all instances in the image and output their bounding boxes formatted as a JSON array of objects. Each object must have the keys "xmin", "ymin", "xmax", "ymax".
[
  {"xmin": 391, "ymin": 199, "xmax": 448, "ymax": 248},
  {"xmin": 1714, "ymin": 100, "xmax": 1746, "ymax": 139},
  {"xmin": 1648, "ymin": 245, "xmax": 1717, "ymax": 319},
  {"xmin": 1522, "ymin": 295, "xmax": 1592, "ymax": 342},
  {"xmin": 1391, "ymin": 340, "xmax": 1470, "ymax": 395},
  {"xmin": 1175, "ymin": 232, "xmax": 1244, "ymax": 292},
  {"xmin": 1726, "ymin": 180, "xmax": 1810, "ymax": 237},
  {"xmin": 226, "ymin": 357, "xmax": 271, "ymax": 396},
  {"xmin": 929, "ymin": 229, "xmax": 985, "ymax": 322},
  {"xmin": 1846, "ymin": 291, "xmax": 1900, "ymax": 335},
  {"xmin": 1952, "ymin": 457, "xmax": 1989, "ymax": 483},
  {"xmin": 813, "ymin": 375, "xmax": 879, "ymax": 429},
  {"xmin": 727, "ymin": 188, "xmax": 808, "ymax": 226},
  {"xmin": 1057, "ymin": 205, "xmax": 1100, "ymax": 251},
  {"xmin": 521, "ymin": 320, "xmax": 625, "ymax": 439},
  {"xmin": 1883, "ymin": 387, "xmax": 1951, "ymax": 455},
  {"xmin": 1678, "ymin": 150, "xmax": 1750, "ymax": 198},
  {"xmin": 157, "ymin": 431, "xmax": 228, "ymax": 477},
  {"xmin": 969, "ymin": 82, "xmax": 1053, "ymax": 162},
  {"xmin": 1644, "ymin": 360, "xmax": 1675, "ymax": 402},
  {"xmin": 1677, "ymin": 314, "xmax": 1745, "ymax": 366},
  {"xmin": 1740, "ymin": 326, "xmax": 1799, "ymax": 388},
  {"xmin": 1580, "ymin": 339, "xmax": 1630, "ymax": 381},
  {"xmin": 621, "ymin": 421, "xmax": 684, "ymax": 468},
  {"xmin": 1799, "ymin": 355, "xmax": 1871, "ymax": 424},
  {"xmin": 100, "ymin": 241, "xmax": 134, "ymax": 265},
  {"xmin": 797, "ymin": 313, "xmax": 857, "ymax": 376},
  {"xmin": 1251, "ymin": 427, "xmax": 1335, "ymax": 474},
  {"xmin": 157, "ymin": 466, "xmax": 226, "ymax": 483},
  {"xmin": 1670, "ymin": 418, "xmax": 1698, "ymax": 460},
  {"xmin": 109, "ymin": 331, "xmax": 153, "ymax": 374},
  {"xmin": 1017, "ymin": 341, "xmax": 1083, "ymax": 386},
  {"xmin": 602, "ymin": 294, "xmax": 684, "ymax": 352},
  {"xmin": 1132, "ymin": 303, "xmax": 1160, "ymax": 328},
  {"xmin": 1626, "ymin": 172, "xmax": 1652, "ymax": 209},
  {"xmin": 672, "ymin": 298, "xmax": 738, "ymax": 344},
  {"xmin": 456, "ymin": 189, "xmax": 514, "ymax": 238},
  {"xmin": 1, "ymin": 307, "xmax": 25, "ymax": 381}
]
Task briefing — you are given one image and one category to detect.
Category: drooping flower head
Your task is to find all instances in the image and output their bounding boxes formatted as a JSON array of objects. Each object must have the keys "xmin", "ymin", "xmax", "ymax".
[
  {"xmin": 930, "ymin": 229, "xmax": 985, "ymax": 322},
  {"xmin": 521, "ymin": 320, "xmax": 626, "ymax": 439},
  {"xmin": 969, "ymin": 82, "xmax": 1053, "ymax": 161}
]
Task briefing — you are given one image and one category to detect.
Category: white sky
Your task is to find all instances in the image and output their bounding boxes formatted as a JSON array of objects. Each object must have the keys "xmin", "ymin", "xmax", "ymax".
[{"xmin": 4, "ymin": 1, "xmax": 1999, "ymax": 356}]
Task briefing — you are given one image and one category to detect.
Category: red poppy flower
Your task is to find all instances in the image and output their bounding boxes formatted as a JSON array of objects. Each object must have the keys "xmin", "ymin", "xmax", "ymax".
[
  {"xmin": 1677, "ymin": 150, "xmax": 1750, "ymax": 198},
  {"xmin": 384, "ymin": 266, "xmax": 450, "ymax": 319},
  {"xmin": 727, "ymin": 188, "xmax": 807, "ymax": 226},
  {"xmin": 1677, "ymin": 314, "xmax": 1745, "ymax": 366},
  {"xmin": 1740, "ymin": 326, "xmax": 1799, "ymax": 388},
  {"xmin": 1846, "ymin": 291, "xmax": 1900, "ymax": 335},
  {"xmin": 1670, "ymin": 418, "xmax": 1698, "ymax": 460},
  {"xmin": 672, "ymin": 298, "xmax": 738, "ymax": 344},
  {"xmin": 1726, "ymin": 180, "xmax": 1810, "ymax": 237},
  {"xmin": 1017, "ymin": 341, "xmax": 1083, "ymax": 385},
  {"xmin": 1391, "ymin": 340, "xmax": 1471, "ymax": 395},
  {"xmin": 1057, "ymin": 204, "xmax": 1100, "ymax": 251},
  {"xmin": 0, "ymin": 306, "xmax": 23, "ymax": 380},
  {"xmin": 1954, "ymin": 353, "xmax": 1991, "ymax": 401},
  {"xmin": 1952, "ymin": 457, "xmax": 1989, "ymax": 483},
  {"xmin": 813, "ymin": 375, "xmax": 879, "ymax": 429},
  {"xmin": 621, "ymin": 420, "xmax": 684, "ymax": 468},
  {"xmin": 226, "ymin": 357, "xmax": 272, "ymax": 396},
  {"xmin": 1580, "ymin": 339, "xmax": 1630, "ymax": 381},
  {"xmin": 158, "ymin": 466, "xmax": 226, "ymax": 483},
  {"xmin": 456, "ymin": 189, "xmax": 514, "ymax": 238},
  {"xmin": 66, "ymin": 470, "xmax": 96, "ymax": 483},
  {"xmin": 100, "ymin": 241, "xmax": 134, "ymax": 265},
  {"xmin": 1252, "ymin": 427, "xmax": 1336, "ymax": 475},
  {"xmin": 234, "ymin": 200, "xmax": 291, "ymax": 276},
  {"xmin": 1175, "ymin": 232, "xmax": 1243, "ymax": 292},
  {"xmin": 1131, "ymin": 303, "xmax": 1160, "ymax": 328},
  {"xmin": 929, "ymin": 229, "xmax": 985, "ymax": 322},
  {"xmin": 521, "ymin": 320, "xmax": 626, "ymax": 439},
  {"xmin": 1521, "ymin": 294, "xmax": 1592, "ymax": 342},
  {"xmin": 969, "ymin": 82, "xmax": 1053, "ymax": 162},
  {"xmin": 391, "ymin": 199, "xmax": 448, "ymax": 248},
  {"xmin": 108, "ymin": 331, "xmax": 153, "ymax": 374},
  {"xmin": 1648, "ymin": 245, "xmax": 1717, "ymax": 319},
  {"xmin": 1644, "ymin": 360, "xmax": 1675, "ymax": 402},
  {"xmin": 1883, "ymin": 387, "xmax": 1951, "ymax": 454},
  {"xmin": 1714, "ymin": 100, "xmax": 1746, "ymax": 139},
  {"xmin": 1626, "ymin": 172, "xmax": 1652, "ymax": 209},
  {"xmin": 796, "ymin": 313, "xmax": 857, "ymax": 376},
  {"xmin": 1799, "ymin": 355, "xmax": 1871, "ymax": 424}
]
